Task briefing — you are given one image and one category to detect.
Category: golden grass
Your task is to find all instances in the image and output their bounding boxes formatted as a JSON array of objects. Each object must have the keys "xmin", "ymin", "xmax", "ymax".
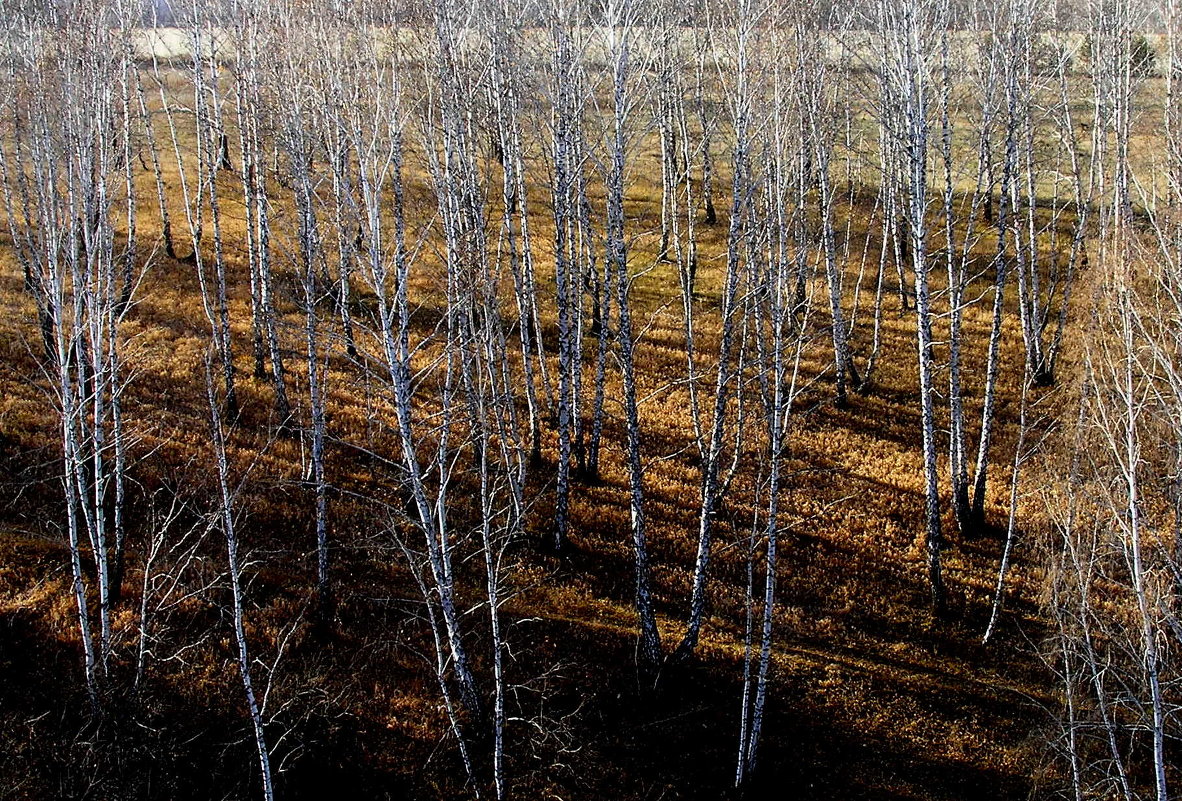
[{"xmin": 0, "ymin": 64, "xmax": 1094, "ymax": 800}]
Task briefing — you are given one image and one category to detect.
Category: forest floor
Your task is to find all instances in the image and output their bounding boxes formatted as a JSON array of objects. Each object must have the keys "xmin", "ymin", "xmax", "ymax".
[{"xmin": 0, "ymin": 89, "xmax": 1068, "ymax": 800}]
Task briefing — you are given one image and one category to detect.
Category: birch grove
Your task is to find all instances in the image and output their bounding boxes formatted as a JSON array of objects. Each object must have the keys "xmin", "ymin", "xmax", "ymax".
[{"xmin": 1, "ymin": 0, "xmax": 1181, "ymax": 798}]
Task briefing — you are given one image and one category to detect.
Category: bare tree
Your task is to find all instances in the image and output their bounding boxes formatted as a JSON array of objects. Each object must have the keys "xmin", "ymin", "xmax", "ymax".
[
  {"xmin": 546, "ymin": 0, "xmax": 588, "ymax": 552},
  {"xmin": 599, "ymin": 0, "xmax": 662, "ymax": 683},
  {"xmin": 205, "ymin": 354, "xmax": 276, "ymax": 801},
  {"xmin": 228, "ymin": 5, "xmax": 292, "ymax": 420},
  {"xmin": 872, "ymin": 0, "xmax": 948, "ymax": 612},
  {"xmin": 0, "ymin": 0, "xmax": 152, "ymax": 704},
  {"xmin": 675, "ymin": 0, "xmax": 762, "ymax": 661},
  {"xmin": 735, "ymin": 14, "xmax": 813, "ymax": 781}
]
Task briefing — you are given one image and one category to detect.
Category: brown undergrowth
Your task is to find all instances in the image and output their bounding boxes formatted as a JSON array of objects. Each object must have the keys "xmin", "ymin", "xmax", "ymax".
[{"xmin": 0, "ymin": 72, "xmax": 1069, "ymax": 801}]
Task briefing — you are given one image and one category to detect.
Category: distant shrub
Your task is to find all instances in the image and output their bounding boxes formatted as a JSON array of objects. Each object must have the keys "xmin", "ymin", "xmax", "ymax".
[
  {"xmin": 1129, "ymin": 33, "xmax": 1157, "ymax": 76},
  {"xmin": 1030, "ymin": 34, "xmax": 1070, "ymax": 76},
  {"xmin": 1083, "ymin": 32, "xmax": 1157, "ymax": 77}
]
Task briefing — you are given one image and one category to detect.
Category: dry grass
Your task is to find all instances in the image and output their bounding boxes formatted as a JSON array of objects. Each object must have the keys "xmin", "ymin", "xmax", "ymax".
[{"xmin": 0, "ymin": 63, "xmax": 1090, "ymax": 801}]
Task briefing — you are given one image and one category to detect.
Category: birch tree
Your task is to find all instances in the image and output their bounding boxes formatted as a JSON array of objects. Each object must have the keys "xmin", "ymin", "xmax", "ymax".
[
  {"xmin": 204, "ymin": 357, "xmax": 276, "ymax": 801},
  {"xmin": 873, "ymin": 0, "xmax": 948, "ymax": 612},
  {"xmin": 546, "ymin": 0, "xmax": 588, "ymax": 551},
  {"xmin": 735, "ymin": 16, "xmax": 812, "ymax": 781},
  {"xmin": 0, "ymin": 0, "xmax": 147, "ymax": 704},
  {"xmin": 600, "ymin": 0, "xmax": 662, "ymax": 683},
  {"xmin": 674, "ymin": 0, "xmax": 762, "ymax": 660},
  {"xmin": 228, "ymin": 3, "xmax": 291, "ymax": 421}
]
